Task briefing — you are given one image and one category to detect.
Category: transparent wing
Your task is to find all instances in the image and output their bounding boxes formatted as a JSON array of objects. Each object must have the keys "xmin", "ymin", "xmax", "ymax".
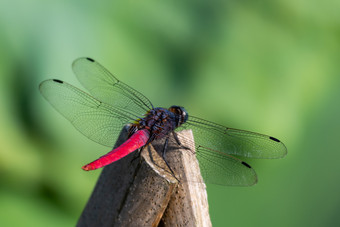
[
  {"xmin": 72, "ymin": 57, "xmax": 153, "ymax": 115},
  {"xmin": 178, "ymin": 116, "xmax": 287, "ymax": 159},
  {"xmin": 195, "ymin": 146, "xmax": 257, "ymax": 186},
  {"xmin": 39, "ymin": 79, "xmax": 139, "ymax": 147}
]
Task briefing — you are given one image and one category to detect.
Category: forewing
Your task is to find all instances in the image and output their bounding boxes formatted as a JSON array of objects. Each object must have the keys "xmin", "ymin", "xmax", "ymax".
[
  {"xmin": 196, "ymin": 146, "xmax": 257, "ymax": 186},
  {"xmin": 178, "ymin": 116, "xmax": 287, "ymax": 159},
  {"xmin": 39, "ymin": 79, "xmax": 137, "ymax": 147},
  {"xmin": 72, "ymin": 57, "xmax": 153, "ymax": 115}
]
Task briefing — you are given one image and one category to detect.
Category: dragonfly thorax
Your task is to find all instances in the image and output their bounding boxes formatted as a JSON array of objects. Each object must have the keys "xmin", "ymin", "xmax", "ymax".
[{"xmin": 131, "ymin": 106, "xmax": 188, "ymax": 142}]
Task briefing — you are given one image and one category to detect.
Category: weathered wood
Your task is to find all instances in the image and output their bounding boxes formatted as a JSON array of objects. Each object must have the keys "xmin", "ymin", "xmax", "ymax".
[
  {"xmin": 157, "ymin": 130, "xmax": 212, "ymax": 227},
  {"xmin": 114, "ymin": 143, "xmax": 177, "ymax": 227},
  {"xmin": 77, "ymin": 127, "xmax": 211, "ymax": 227}
]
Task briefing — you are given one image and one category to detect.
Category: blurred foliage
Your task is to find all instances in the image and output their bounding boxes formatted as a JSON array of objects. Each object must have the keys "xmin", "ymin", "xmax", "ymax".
[{"xmin": 1, "ymin": 0, "xmax": 340, "ymax": 226}]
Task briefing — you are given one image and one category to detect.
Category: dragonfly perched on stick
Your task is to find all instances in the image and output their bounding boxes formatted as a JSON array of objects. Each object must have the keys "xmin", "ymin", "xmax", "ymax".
[{"xmin": 39, "ymin": 57, "xmax": 287, "ymax": 186}]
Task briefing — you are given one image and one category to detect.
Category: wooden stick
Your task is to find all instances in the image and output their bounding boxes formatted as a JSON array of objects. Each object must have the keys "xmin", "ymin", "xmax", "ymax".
[{"xmin": 77, "ymin": 127, "xmax": 211, "ymax": 227}]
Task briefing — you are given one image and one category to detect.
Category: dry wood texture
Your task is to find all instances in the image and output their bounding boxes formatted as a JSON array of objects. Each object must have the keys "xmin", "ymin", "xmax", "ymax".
[{"xmin": 77, "ymin": 127, "xmax": 211, "ymax": 227}]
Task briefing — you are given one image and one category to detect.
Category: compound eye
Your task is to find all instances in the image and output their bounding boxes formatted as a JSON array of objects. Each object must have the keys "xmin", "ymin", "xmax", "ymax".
[
  {"xmin": 182, "ymin": 110, "xmax": 188, "ymax": 123},
  {"xmin": 179, "ymin": 107, "xmax": 188, "ymax": 123},
  {"xmin": 169, "ymin": 105, "xmax": 181, "ymax": 114}
]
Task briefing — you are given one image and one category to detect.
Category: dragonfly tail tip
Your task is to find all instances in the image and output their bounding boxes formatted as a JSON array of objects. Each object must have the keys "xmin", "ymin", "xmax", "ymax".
[{"xmin": 82, "ymin": 165, "xmax": 92, "ymax": 171}]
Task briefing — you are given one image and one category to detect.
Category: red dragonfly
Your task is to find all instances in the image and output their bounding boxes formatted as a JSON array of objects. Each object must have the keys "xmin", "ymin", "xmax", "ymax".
[{"xmin": 39, "ymin": 57, "xmax": 287, "ymax": 186}]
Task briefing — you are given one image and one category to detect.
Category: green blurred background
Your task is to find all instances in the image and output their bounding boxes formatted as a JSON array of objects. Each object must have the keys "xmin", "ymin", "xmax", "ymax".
[{"xmin": 1, "ymin": 0, "xmax": 340, "ymax": 226}]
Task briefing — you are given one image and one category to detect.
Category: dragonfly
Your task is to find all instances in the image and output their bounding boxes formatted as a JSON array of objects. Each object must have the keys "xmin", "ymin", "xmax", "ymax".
[{"xmin": 39, "ymin": 57, "xmax": 287, "ymax": 186}]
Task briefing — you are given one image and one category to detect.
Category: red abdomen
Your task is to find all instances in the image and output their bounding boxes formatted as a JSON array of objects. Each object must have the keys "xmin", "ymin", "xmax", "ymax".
[{"xmin": 82, "ymin": 129, "xmax": 150, "ymax": 171}]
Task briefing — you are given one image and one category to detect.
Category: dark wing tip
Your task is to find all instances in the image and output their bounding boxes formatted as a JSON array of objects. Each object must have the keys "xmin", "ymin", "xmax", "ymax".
[
  {"xmin": 241, "ymin": 161, "xmax": 252, "ymax": 168},
  {"xmin": 52, "ymin": 79, "xmax": 64, "ymax": 84},
  {"xmin": 86, "ymin": 57, "xmax": 95, "ymax": 62},
  {"xmin": 269, "ymin": 136, "xmax": 281, "ymax": 142},
  {"xmin": 72, "ymin": 57, "xmax": 95, "ymax": 72},
  {"xmin": 241, "ymin": 162, "xmax": 258, "ymax": 186},
  {"xmin": 269, "ymin": 136, "xmax": 288, "ymax": 158},
  {"xmin": 39, "ymin": 79, "xmax": 63, "ymax": 91}
]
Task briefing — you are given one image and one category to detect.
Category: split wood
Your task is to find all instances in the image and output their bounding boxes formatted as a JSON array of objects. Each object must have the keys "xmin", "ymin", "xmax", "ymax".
[{"xmin": 77, "ymin": 127, "xmax": 211, "ymax": 227}]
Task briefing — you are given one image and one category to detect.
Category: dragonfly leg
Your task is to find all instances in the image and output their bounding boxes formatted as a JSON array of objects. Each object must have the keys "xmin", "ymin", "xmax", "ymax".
[
  {"xmin": 162, "ymin": 137, "xmax": 181, "ymax": 183},
  {"xmin": 172, "ymin": 132, "xmax": 192, "ymax": 153},
  {"xmin": 172, "ymin": 131, "xmax": 182, "ymax": 146}
]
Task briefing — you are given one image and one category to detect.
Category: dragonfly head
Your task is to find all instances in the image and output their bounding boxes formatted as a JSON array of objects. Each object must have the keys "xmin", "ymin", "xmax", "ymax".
[{"xmin": 169, "ymin": 105, "xmax": 188, "ymax": 127}]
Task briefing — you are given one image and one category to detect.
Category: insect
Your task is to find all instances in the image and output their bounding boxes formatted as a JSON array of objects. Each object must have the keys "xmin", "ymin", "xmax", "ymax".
[{"xmin": 39, "ymin": 57, "xmax": 287, "ymax": 186}]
